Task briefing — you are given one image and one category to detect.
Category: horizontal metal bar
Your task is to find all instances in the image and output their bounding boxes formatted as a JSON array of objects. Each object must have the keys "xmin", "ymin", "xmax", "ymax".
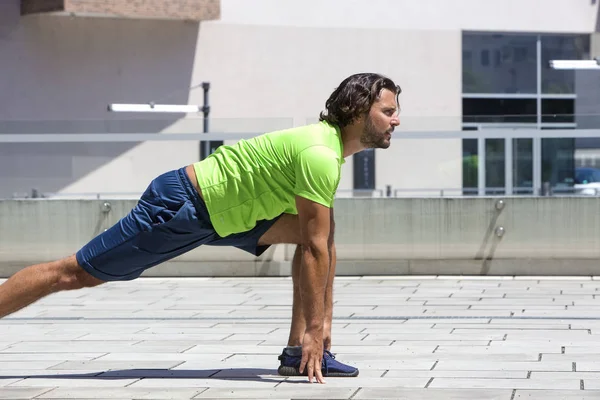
[
  {"xmin": 12, "ymin": 186, "xmax": 586, "ymax": 200},
  {"xmin": 0, "ymin": 133, "xmax": 259, "ymax": 142},
  {"xmin": 462, "ymin": 123, "xmax": 578, "ymax": 129},
  {"xmin": 3, "ymin": 129, "xmax": 600, "ymax": 142},
  {"xmin": 462, "ymin": 93, "xmax": 537, "ymax": 99},
  {"xmin": 462, "ymin": 93, "xmax": 578, "ymax": 99}
]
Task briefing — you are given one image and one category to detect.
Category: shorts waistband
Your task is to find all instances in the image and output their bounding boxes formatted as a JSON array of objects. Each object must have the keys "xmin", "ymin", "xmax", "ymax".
[{"xmin": 177, "ymin": 167, "xmax": 206, "ymax": 217}]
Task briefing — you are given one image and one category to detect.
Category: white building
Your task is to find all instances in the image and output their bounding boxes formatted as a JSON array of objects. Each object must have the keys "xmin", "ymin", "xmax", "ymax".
[{"xmin": 1, "ymin": 0, "xmax": 599, "ymax": 199}]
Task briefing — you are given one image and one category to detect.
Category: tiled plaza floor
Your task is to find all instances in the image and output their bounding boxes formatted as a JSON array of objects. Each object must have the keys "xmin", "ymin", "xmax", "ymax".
[{"xmin": 3, "ymin": 275, "xmax": 600, "ymax": 399}]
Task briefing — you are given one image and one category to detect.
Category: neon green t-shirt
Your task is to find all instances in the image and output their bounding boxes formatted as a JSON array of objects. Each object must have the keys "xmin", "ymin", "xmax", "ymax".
[{"xmin": 193, "ymin": 121, "xmax": 344, "ymax": 237}]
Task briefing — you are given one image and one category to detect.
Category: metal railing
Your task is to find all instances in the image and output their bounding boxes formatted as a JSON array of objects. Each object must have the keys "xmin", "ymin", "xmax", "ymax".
[{"xmin": 3, "ymin": 128, "xmax": 600, "ymax": 200}]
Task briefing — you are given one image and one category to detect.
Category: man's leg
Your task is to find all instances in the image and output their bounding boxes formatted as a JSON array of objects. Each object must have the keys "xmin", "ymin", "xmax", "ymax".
[
  {"xmin": 286, "ymin": 244, "xmax": 305, "ymax": 347},
  {"xmin": 0, "ymin": 167, "xmax": 211, "ymax": 319},
  {"xmin": 0, "ymin": 255, "xmax": 104, "ymax": 319},
  {"xmin": 323, "ymin": 241, "xmax": 336, "ymax": 351}
]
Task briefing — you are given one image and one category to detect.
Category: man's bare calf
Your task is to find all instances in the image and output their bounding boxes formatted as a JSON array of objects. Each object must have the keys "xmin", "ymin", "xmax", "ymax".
[{"xmin": 0, "ymin": 255, "xmax": 104, "ymax": 318}]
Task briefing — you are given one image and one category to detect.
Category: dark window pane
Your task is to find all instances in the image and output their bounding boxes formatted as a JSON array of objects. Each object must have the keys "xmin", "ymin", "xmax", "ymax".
[
  {"xmin": 542, "ymin": 35, "xmax": 590, "ymax": 94},
  {"xmin": 513, "ymin": 139, "xmax": 533, "ymax": 194},
  {"xmin": 481, "ymin": 50, "xmax": 490, "ymax": 66},
  {"xmin": 463, "ymin": 33, "xmax": 537, "ymax": 94},
  {"xmin": 463, "ymin": 50, "xmax": 473, "ymax": 68},
  {"xmin": 463, "ymin": 98, "xmax": 537, "ymax": 123},
  {"xmin": 541, "ymin": 138, "xmax": 575, "ymax": 191},
  {"xmin": 462, "ymin": 139, "xmax": 478, "ymax": 194},
  {"xmin": 542, "ymin": 99, "xmax": 575, "ymax": 123},
  {"xmin": 486, "ymin": 139, "xmax": 505, "ymax": 195},
  {"xmin": 353, "ymin": 149, "xmax": 375, "ymax": 190}
]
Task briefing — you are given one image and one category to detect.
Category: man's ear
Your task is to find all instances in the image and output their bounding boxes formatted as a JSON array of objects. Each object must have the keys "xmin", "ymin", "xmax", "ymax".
[{"xmin": 351, "ymin": 112, "xmax": 367, "ymax": 127}]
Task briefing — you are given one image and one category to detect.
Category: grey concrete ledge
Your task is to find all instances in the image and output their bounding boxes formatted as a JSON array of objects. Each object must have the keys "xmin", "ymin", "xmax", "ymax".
[{"xmin": 1, "ymin": 259, "xmax": 599, "ymax": 278}]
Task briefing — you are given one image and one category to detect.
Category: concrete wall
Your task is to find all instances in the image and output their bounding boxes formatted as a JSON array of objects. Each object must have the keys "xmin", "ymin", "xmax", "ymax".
[
  {"xmin": 21, "ymin": 0, "xmax": 221, "ymax": 21},
  {"xmin": 1, "ymin": 197, "xmax": 600, "ymax": 277},
  {"xmin": 219, "ymin": 0, "xmax": 598, "ymax": 33},
  {"xmin": 0, "ymin": 0, "xmax": 202, "ymax": 198},
  {"xmin": 190, "ymin": 23, "xmax": 463, "ymax": 194}
]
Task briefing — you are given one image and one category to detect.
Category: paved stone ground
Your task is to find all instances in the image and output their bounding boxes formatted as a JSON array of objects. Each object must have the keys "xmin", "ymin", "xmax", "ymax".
[{"xmin": 4, "ymin": 276, "xmax": 600, "ymax": 399}]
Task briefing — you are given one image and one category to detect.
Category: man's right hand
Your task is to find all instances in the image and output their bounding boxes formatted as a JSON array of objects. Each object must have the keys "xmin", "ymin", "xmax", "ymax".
[{"xmin": 300, "ymin": 328, "xmax": 325, "ymax": 383}]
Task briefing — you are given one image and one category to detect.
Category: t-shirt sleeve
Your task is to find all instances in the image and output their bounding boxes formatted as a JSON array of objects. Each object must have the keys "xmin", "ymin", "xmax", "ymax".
[{"xmin": 294, "ymin": 145, "xmax": 340, "ymax": 208}]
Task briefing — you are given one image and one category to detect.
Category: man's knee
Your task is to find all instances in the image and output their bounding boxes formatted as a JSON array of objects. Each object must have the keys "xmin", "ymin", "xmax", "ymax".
[{"xmin": 51, "ymin": 255, "xmax": 105, "ymax": 292}]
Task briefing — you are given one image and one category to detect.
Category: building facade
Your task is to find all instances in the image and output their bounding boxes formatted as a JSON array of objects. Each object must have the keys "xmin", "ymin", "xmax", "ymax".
[{"xmin": 1, "ymin": 0, "xmax": 599, "ymax": 198}]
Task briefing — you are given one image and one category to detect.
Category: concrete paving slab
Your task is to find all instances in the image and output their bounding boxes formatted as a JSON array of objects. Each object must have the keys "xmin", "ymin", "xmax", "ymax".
[
  {"xmin": 6, "ymin": 378, "xmax": 140, "ymax": 387},
  {"xmin": 428, "ymin": 377, "xmax": 581, "ymax": 390},
  {"xmin": 194, "ymin": 387, "xmax": 356, "ymax": 399},
  {"xmin": 579, "ymin": 380, "xmax": 600, "ymax": 390},
  {"xmin": 531, "ymin": 371, "xmax": 600, "ymax": 379},
  {"xmin": 0, "ymin": 370, "xmax": 103, "ymax": 378},
  {"xmin": 354, "ymin": 388, "xmax": 513, "ymax": 399},
  {"xmin": 92, "ymin": 353, "xmax": 230, "ymax": 362},
  {"xmin": 0, "ymin": 388, "xmax": 55, "ymax": 399},
  {"xmin": 0, "ymin": 353, "xmax": 106, "ymax": 361},
  {"xmin": 284, "ymin": 376, "xmax": 429, "ymax": 387},
  {"xmin": 0, "ymin": 361, "xmax": 62, "ymax": 370},
  {"xmin": 0, "ymin": 378, "xmax": 25, "ymax": 387},
  {"xmin": 36, "ymin": 387, "xmax": 208, "ymax": 399},
  {"xmin": 572, "ymin": 362, "xmax": 600, "ymax": 371},
  {"xmin": 384, "ymin": 369, "xmax": 527, "ymax": 378},
  {"xmin": 48, "ymin": 360, "xmax": 184, "ymax": 370},
  {"xmin": 514, "ymin": 390, "xmax": 600, "ymax": 399},
  {"xmin": 543, "ymin": 354, "xmax": 600, "ymax": 362},
  {"xmin": 563, "ymin": 346, "xmax": 600, "ymax": 353},
  {"xmin": 127, "ymin": 377, "xmax": 285, "ymax": 388},
  {"xmin": 78, "ymin": 333, "xmax": 231, "ymax": 341},
  {"xmin": 434, "ymin": 360, "xmax": 573, "ymax": 371}
]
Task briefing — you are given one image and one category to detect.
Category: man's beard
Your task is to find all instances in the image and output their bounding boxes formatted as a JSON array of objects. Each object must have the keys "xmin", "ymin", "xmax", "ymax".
[{"xmin": 360, "ymin": 117, "xmax": 390, "ymax": 149}]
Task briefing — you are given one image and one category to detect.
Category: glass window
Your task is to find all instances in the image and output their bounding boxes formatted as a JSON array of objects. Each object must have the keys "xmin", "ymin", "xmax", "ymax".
[
  {"xmin": 463, "ymin": 50, "xmax": 473, "ymax": 69},
  {"xmin": 513, "ymin": 139, "xmax": 533, "ymax": 194},
  {"xmin": 541, "ymin": 99, "xmax": 575, "ymax": 123},
  {"xmin": 462, "ymin": 137, "xmax": 478, "ymax": 194},
  {"xmin": 462, "ymin": 32, "xmax": 591, "ymax": 197},
  {"xmin": 541, "ymin": 35, "xmax": 590, "ymax": 94},
  {"xmin": 486, "ymin": 139, "xmax": 505, "ymax": 195},
  {"xmin": 463, "ymin": 98, "xmax": 537, "ymax": 124},
  {"xmin": 481, "ymin": 50, "xmax": 490, "ymax": 67},
  {"xmin": 353, "ymin": 150, "xmax": 375, "ymax": 190},
  {"xmin": 463, "ymin": 33, "xmax": 537, "ymax": 94},
  {"xmin": 541, "ymin": 137, "xmax": 576, "ymax": 192}
]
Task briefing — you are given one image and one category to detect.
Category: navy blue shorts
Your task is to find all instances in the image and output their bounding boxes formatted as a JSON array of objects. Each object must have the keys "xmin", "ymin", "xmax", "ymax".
[{"xmin": 76, "ymin": 167, "xmax": 281, "ymax": 281}]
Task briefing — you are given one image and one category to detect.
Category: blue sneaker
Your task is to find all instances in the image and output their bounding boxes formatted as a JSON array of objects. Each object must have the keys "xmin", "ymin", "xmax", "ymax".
[{"xmin": 277, "ymin": 346, "xmax": 359, "ymax": 377}]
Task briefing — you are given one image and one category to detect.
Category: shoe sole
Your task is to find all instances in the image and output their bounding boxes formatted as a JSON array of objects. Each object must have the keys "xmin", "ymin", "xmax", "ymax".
[{"xmin": 278, "ymin": 365, "xmax": 359, "ymax": 377}]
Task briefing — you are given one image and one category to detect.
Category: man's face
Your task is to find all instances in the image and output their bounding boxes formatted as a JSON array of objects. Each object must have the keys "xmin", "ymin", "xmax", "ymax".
[{"xmin": 360, "ymin": 89, "xmax": 400, "ymax": 149}]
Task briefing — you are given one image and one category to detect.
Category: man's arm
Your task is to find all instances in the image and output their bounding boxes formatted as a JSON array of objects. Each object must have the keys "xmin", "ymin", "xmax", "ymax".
[{"xmin": 296, "ymin": 195, "xmax": 331, "ymax": 384}]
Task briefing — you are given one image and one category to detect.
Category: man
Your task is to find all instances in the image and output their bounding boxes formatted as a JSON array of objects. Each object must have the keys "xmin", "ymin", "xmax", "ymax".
[{"xmin": 0, "ymin": 72, "xmax": 401, "ymax": 384}]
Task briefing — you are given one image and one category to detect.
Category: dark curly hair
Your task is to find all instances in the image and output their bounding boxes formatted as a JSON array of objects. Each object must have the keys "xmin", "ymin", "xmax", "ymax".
[{"xmin": 319, "ymin": 73, "xmax": 401, "ymax": 128}]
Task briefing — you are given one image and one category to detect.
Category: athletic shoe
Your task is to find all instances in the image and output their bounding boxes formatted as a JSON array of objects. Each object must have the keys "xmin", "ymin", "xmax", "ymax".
[{"xmin": 277, "ymin": 346, "xmax": 359, "ymax": 377}]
